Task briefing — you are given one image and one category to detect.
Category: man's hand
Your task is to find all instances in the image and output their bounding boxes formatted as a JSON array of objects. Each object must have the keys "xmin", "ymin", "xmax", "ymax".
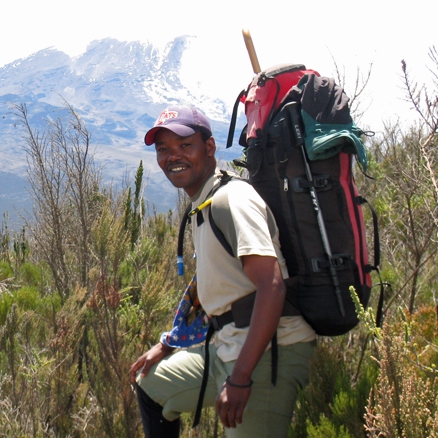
[
  {"xmin": 129, "ymin": 342, "xmax": 174, "ymax": 383},
  {"xmin": 216, "ymin": 380, "xmax": 252, "ymax": 428}
]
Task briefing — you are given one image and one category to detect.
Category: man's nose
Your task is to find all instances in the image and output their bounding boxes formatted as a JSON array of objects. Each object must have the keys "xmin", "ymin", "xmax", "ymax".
[{"xmin": 168, "ymin": 147, "xmax": 182, "ymax": 161}]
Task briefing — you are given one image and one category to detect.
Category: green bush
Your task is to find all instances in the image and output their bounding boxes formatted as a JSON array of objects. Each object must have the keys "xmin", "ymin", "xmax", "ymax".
[
  {"xmin": 0, "ymin": 260, "xmax": 13, "ymax": 281},
  {"xmin": 15, "ymin": 286, "xmax": 39, "ymax": 311},
  {"xmin": 0, "ymin": 292, "xmax": 13, "ymax": 325},
  {"xmin": 364, "ymin": 312, "xmax": 438, "ymax": 437},
  {"xmin": 306, "ymin": 415, "xmax": 352, "ymax": 438},
  {"xmin": 17, "ymin": 262, "xmax": 42, "ymax": 287},
  {"xmin": 290, "ymin": 338, "xmax": 378, "ymax": 438}
]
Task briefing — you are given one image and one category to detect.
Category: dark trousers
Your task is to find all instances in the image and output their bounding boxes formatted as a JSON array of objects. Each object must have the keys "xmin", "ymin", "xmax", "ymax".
[{"xmin": 135, "ymin": 383, "xmax": 181, "ymax": 438}]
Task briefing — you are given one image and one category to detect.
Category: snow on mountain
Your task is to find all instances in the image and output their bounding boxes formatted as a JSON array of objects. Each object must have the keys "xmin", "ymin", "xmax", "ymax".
[{"xmin": 0, "ymin": 37, "xmax": 244, "ymax": 226}]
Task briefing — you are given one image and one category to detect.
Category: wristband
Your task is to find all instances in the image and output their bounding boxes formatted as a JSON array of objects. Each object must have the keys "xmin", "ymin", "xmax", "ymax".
[{"xmin": 225, "ymin": 376, "xmax": 253, "ymax": 388}]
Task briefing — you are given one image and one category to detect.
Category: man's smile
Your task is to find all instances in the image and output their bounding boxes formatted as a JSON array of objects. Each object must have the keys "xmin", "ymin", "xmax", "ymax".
[{"xmin": 168, "ymin": 164, "xmax": 188, "ymax": 173}]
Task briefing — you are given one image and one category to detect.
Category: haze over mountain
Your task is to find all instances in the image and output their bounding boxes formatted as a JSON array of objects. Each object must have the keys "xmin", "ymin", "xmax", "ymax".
[{"xmin": 0, "ymin": 37, "xmax": 243, "ymax": 228}]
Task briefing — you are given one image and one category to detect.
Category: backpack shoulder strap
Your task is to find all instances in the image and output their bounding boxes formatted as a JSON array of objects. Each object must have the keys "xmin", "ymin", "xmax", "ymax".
[
  {"xmin": 177, "ymin": 171, "xmax": 233, "ymax": 275},
  {"xmin": 208, "ymin": 206, "xmax": 234, "ymax": 257}
]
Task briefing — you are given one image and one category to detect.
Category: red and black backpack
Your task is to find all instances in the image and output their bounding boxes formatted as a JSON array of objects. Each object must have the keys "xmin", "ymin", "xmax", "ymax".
[{"xmin": 223, "ymin": 63, "xmax": 383, "ymax": 336}]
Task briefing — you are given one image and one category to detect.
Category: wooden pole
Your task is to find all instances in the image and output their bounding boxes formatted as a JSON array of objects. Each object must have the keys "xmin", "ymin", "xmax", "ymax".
[{"xmin": 242, "ymin": 29, "xmax": 261, "ymax": 74}]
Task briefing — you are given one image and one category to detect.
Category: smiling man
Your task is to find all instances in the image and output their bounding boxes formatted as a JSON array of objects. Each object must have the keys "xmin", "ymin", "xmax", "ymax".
[
  {"xmin": 149, "ymin": 107, "xmax": 216, "ymax": 197},
  {"xmin": 130, "ymin": 106, "xmax": 316, "ymax": 438}
]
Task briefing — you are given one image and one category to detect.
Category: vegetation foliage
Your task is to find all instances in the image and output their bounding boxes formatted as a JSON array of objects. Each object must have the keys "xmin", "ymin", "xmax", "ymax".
[{"xmin": 1, "ymin": 49, "xmax": 438, "ymax": 437}]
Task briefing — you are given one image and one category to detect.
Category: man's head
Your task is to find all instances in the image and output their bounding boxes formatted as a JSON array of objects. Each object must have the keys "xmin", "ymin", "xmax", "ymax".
[{"xmin": 145, "ymin": 106, "xmax": 217, "ymax": 197}]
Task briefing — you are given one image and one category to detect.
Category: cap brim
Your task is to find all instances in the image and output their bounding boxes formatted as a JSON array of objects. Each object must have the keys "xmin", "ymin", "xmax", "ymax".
[{"xmin": 144, "ymin": 124, "xmax": 198, "ymax": 146}]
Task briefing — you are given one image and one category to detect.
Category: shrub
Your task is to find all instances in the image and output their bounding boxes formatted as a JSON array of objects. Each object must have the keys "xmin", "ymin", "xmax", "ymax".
[
  {"xmin": 17, "ymin": 262, "xmax": 42, "ymax": 287},
  {"xmin": 0, "ymin": 260, "xmax": 13, "ymax": 281},
  {"xmin": 365, "ymin": 308, "xmax": 438, "ymax": 437}
]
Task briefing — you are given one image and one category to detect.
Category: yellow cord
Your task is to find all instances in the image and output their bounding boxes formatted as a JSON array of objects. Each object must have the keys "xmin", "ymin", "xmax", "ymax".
[{"xmin": 189, "ymin": 198, "xmax": 212, "ymax": 217}]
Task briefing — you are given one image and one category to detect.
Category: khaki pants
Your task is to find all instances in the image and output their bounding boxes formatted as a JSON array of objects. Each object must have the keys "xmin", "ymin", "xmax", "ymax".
[{"xmin": 137, "ymin": 340, "xmax": 316, "ymax": 438}]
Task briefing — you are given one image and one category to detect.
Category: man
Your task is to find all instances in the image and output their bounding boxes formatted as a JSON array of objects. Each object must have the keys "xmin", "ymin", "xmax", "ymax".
[{"xmin": 130, "ymin": 105, "xmax": 316, "ymax": 437}]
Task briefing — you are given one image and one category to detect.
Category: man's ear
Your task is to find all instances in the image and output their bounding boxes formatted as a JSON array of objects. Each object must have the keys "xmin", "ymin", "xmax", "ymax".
[{"xmin": 206, "ymin": 137, "xmax": 216, "ymax": 157}]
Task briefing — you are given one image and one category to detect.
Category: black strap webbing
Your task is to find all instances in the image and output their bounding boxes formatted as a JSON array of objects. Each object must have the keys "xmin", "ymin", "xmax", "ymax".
[
  {"xmin": 271, "ymin": 332, "xmax": 278, "ymax": 386},
  {"xmin": 208, "ymin": 207, "xmax": 234, "ymax": 257},
  {"xmin": 226, "ymin": 89, "xmax": 247, "ymax": 148},
  {"xmin": 192, "ymin": 324, "xmax": 215, "ymax": 428},
  {"xmin": 177, "ymin": 203, "xmax": 193, "ymax": 273},
  {"xmin": 357, "ymin": 196, "xmax": 384, "ymax": 327}
]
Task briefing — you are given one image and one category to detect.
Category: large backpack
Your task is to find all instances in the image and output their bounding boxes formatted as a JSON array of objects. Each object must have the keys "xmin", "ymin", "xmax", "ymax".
[{"xmin": 225, "ymin": 63, "xmax": 382, "ymax": 336}]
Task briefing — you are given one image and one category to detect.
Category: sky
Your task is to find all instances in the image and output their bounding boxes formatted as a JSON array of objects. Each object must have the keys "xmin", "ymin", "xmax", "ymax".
[{"xmin": 1, "ymin": 0, "xmax": 437, "ymax": 132}]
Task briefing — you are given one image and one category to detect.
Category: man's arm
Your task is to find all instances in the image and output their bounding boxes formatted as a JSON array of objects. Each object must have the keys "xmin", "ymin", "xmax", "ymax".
[
  {"xmin": 129, "ymin": 342, "xmax": 175, "ymax": 383},
  {"xmin": 215, "ymin": 254, "xmax": 286, "ymax": 428}
]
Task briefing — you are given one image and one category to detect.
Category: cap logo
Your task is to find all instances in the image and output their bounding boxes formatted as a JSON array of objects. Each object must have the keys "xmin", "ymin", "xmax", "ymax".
[{"xmin": 156, "ymin": 109, "xmax": 178, "ymax": 126}]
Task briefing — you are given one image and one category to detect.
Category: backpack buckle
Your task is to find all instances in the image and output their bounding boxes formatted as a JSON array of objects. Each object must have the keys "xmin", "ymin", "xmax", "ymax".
[
  {"xmin": 311, "ymin": 254, "xmax": 352, "ymax": 273},
  {"xmin": 293, "ymin": 174, "xmax": 332, "ymax": 193}
]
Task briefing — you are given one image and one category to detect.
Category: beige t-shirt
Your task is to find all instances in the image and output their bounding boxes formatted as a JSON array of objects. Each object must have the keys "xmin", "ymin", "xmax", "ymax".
[{"xmin": 191, "ymin": 170, "xmax": 315, "ymax": 362}]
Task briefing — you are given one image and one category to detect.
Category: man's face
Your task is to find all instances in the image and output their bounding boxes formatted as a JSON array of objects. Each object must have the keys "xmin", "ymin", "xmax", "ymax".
[{"xmin": 154, "ymin": 129, "xmax": 216, "ymax": 197}]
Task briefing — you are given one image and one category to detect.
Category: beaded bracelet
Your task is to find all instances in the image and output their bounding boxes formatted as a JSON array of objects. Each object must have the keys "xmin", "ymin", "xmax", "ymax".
[{"xmin": 225, "ymin": 376, "xmax": 254, "ymax": 388}]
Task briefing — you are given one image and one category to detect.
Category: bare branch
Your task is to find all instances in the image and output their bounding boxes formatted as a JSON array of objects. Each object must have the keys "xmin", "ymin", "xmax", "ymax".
[
  {"xmin": 328, "ymin": 51, "xmax": 373, "ymax": 122},
  {"xmin": 11, "ymin": 100, "xmax": 103, "ymax": 299}
]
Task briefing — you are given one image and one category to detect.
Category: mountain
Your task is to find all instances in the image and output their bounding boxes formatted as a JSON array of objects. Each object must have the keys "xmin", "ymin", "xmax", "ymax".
[{"xmin": 0, "ymin": 37, "xmax": 244, "ymax": 229}]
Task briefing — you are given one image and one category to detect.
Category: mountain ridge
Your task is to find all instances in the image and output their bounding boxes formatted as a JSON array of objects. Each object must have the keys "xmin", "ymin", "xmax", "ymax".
[{"xmin": 0, "ymin": 37, "xmax": 244, "ymax": 228}]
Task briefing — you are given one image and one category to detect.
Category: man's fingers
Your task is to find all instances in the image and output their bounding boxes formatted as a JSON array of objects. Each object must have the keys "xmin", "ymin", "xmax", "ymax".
[
  {"xmin": 235, "ymin": 403, "xmax": 244, "ymax": 425},
  {"xmin": 219, "ymin": 405, "xmax": 231, "ymax": 428},
  {"xmin": 227, "ymin": 408, "xmax": 237, "ymax": 428},
  {"xmin": 129, "ymin": 369, "xmax": 136, "ymax": 383},
  {"xmin": 217, "ymin": 399, "xmax": 239, "ymax": 429},
  {"xmin": 129, "ymin": 362, "xmax": 141, "ymax": 383},
  {"xmin": 216, "ymin": 385, "xmax": 251, "ymax": 429},
  {"xmin": 140, "ymin": 362, "xmax": 149, "ymax": 378},
  {"xmin": 129, "ymin": 354, "xmax": 147, "ymax": 382},
  {"xmin": 216, "ymin": 396, "xmax": 229, "ymax": 428}
]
